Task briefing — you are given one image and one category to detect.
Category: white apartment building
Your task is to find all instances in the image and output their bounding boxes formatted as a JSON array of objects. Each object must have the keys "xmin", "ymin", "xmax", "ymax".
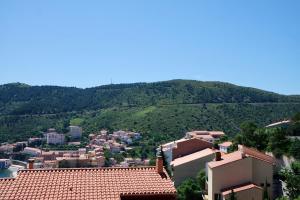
[{"xmin": 46, "ymin": 132, "xmax": 65, "ymax": 145}]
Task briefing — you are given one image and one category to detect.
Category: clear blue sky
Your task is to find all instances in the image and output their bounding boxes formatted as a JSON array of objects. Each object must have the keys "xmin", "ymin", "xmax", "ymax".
[{"xmin": 0, "ymin": 1, "xmax": 299, "ymax": 94}]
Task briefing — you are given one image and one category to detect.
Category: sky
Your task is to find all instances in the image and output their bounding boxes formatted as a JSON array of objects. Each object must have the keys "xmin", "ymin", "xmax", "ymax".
[{"xmin": 0, "ymin": 1, "xmax": 299, "ymax": 95}]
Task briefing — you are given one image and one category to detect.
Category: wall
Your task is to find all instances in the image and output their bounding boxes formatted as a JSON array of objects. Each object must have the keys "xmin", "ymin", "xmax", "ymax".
[
  {"xmin": 208, "ymin": 157, "xmax": 253, "ymax": 200},
  {"xmin": 172, "ymin": 139, "xmax": 212, "ymax": 160},
  {"xmin": 251, "ymin": 158, "xmax": 273, "ymax": 200},
  {"xmin": 223, "ymin": 187, "xmax": 263, "ymax": 200},
  {"xmin": 172, "ymin": 153, "xmax": 215, "ymax": 187}
]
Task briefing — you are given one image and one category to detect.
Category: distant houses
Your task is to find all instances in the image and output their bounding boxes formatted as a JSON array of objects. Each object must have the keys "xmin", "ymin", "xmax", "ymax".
[{"xmin": 186, "ymin": 130, "xmax": 225, "ymax": 143}]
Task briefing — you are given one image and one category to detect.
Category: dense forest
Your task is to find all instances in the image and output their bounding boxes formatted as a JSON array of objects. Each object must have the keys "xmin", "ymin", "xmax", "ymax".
[{"xmin": 1, "ymin": 80, "xmax": 300, "ymax": 143}]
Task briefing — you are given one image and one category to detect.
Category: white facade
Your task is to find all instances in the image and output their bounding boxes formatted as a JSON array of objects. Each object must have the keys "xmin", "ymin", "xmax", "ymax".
[
  {"xmin": 46, "ymin": 132, "xmax": 65, "ymax": 145},
  {"xmin": 23, "ymin": 147, "xmax": 42, "ymax": 156}
]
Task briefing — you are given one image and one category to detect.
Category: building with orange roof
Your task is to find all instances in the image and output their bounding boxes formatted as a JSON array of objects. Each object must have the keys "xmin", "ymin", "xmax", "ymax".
[
  {"xmin": 0, "ymin": 156, "xmax": 176, "ymax": 200},
  {"xmin": 186, "ymin": 130, "xmax": 225, "ymax": 143},
  {"xmin": 218, "ymin": 141, "xmax": 233, "ymax": 153},
  {"xmin": 170, "ymin": 148, "xmax": 215, "ymax": 186},
  {"xmin": 206, "ymin": 145, "xmax": 275, "ymax": 200},
  {"xmin": 161, "ymin": 138, "xmax": 213, "ymax": 166}
]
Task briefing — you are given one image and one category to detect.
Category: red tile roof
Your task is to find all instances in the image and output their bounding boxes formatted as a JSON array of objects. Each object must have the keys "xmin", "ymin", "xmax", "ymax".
[
  {"xmin": 208, "ymin": 145, "xmax": 275, "ymax": 168},
  {"xmin": 0, "ymin": 167, "xmax": 176, "ymax": 200},
  {"xmin": 0, "ymin": 178, "xmax": 14, "ymax": 192},
  {"xmin": 239, "ymin": 145, "xmax": 275, "ymax": 164},
  {"xmin": 208, "ymin": 151, "xmax": 243, "ymax": 168}
]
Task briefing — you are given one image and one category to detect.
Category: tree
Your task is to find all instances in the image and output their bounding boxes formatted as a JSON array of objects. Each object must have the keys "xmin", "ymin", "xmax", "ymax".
[
  {"xmin": 177, "ymin": 178, "xmax": 203, "ymax": 200},
  {"xmin": 279, "ymin": 161, "xmax": 300, "ymax": 199},
  {"xmin": 267, "ymin": 128, "xmax": 290, "ymax": 157},
  {"xmin": 239, "ymin": 122, "xmax": 257, "ymax": 147},
  {"xmin": 292, "ymin": 113, "xmax": 300, "ymax": 122},
  {"xmin": 289, "ymin": 139, "xmax": 300, "ymax": 160},
  {"xmin": 196, "ymin": 169, "xmax": 206, "ymax": 191}
]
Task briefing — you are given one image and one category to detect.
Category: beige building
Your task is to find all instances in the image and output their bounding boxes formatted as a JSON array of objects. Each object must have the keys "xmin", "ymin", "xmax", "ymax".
[
  {"xmin": 186, "ymin": 131, "xmax": 225, "ymax": 143},
  {"xmin": 161, "ymin": 138, "xmax": 213, "ymax": 166},
  {"xmin": 218, "ymin": 141, "xmax": 232, "ymax": 154},
  {"xmin": 171, "ymin": 148, "xmax": 215, "ymax": 186},
  {"xmin": 207, "ymin": 145, "xmax": 275, "ymax": 200}
]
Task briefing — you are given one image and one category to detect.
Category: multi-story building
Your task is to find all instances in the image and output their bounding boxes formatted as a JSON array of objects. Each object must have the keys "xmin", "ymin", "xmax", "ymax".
[
  {"xmin": 69, "ymin": 126, "xmax": 82, "ymax": 140},
  {"xmin": 207, "ymin": 145, "xmax": 275, "ymax": 200},
  {"xmin": 46, "ymin": 132, "xmax": 65, "ymax": 145}
]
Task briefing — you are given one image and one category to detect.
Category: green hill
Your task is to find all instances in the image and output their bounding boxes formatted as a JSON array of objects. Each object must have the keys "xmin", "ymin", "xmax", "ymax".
[{"xmin": 0, "ymin": 80, "xmax": 300, "ymax": 143}]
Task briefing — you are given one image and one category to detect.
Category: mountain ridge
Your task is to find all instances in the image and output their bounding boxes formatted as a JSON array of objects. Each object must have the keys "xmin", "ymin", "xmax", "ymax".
[
  {"xmin": 1, "ymin": 79, "xmax": 299, "ymax": 115},
  {"xmin": 1, "ymin": 79, "xmax": 298, "ymax": 96},
  {"xmin": 0, "ymin": 79, "xmax": 300, "ymax": 143}
]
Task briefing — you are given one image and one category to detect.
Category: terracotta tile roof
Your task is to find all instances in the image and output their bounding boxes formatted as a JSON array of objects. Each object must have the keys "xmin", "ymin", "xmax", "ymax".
[
  {"xmin": 0, "ymin": 167, "xmax": 176, "ymax": 200},
  {"xmin": 0, "ymin": 178, "xmax": 14, "ymax": 191},
  {"xmin": 208, "ymin": 151, "xmax": 243, "ymax": 168},
  {"xmin": 208, "ymin": 145, "xmax": 275, "ymax": 168},
  {"xmin": 238, "ymin": 145, "xmax": 275, "ymax": 164},
  {"xmin": 222, "ymin": 183, "xmax": 262, "ymax": 196},
  {"xmin": 171, "ymin": 148, "xmax": 215, "ymax": 167}
]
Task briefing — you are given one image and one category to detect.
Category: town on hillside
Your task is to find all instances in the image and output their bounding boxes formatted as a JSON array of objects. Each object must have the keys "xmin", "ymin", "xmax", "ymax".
[{"xmin": 1, "ymin": 118, "xmax": 298, "ymax": 200}]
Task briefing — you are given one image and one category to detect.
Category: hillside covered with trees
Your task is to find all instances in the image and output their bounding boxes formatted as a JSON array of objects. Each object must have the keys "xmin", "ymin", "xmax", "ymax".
[{"xmin": 1, "ymin": 80, "xmax": 300, "ymax": 143}]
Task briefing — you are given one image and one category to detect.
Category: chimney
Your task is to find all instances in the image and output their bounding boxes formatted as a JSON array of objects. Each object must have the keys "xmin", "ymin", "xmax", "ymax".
[
  {"xmin": 156, "ymin": 147, "xmax": 164, "ymax": 174},
  {"xmin": 28, "ymin": 159, "xmax": 34, "ymax": 169},
  {"xmin": 215, "ymin": 151, "xmax": 221, "ymax": 161},
  {"xmin": 238, "ymin": 145, "xmax": 246, "ymax": 158},
  {"xmin": 156, "ymin": 156, "xmax": 164, "ymax": 174}
]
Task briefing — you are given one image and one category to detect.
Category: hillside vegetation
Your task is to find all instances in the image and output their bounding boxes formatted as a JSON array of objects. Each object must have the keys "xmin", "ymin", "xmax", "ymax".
[{"xmin": 0, "ymin": 80, "xmax": 300, "ymax": 143}]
